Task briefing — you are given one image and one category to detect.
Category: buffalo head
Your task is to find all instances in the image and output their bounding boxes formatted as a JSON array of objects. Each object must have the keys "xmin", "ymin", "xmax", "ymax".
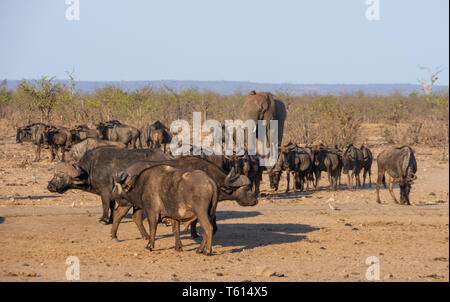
[
  {"xmin": 47, "ymin": 163, "xmax": 87, "ymax": 194},
  {"xmin": 222, "ymin": 168, "xmax": 258, "ymax": 206}
]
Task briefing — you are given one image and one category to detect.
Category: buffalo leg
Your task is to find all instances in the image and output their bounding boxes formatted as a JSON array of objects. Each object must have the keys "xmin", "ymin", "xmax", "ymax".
[
  {"xmin": 108, "ymin": 200, "xmax": 115, "ymax": 223},
  {"xmin": 196, "ymin": 212, "xmax": 213, "ymax": 256},
  {"xmin": 111, "ymin": 205, "xmax": 131, "ymax": 240},
  {"xmin": 145, "ymin": 210, "xmax": 159, "ymax": 251},
  {"xmin": 172, "ymin": 220, "xmax": 183, "ymax": 251},
  {"xmin": 190, "ymin": 220, "xmax": 200, "ymax": 238},
  {"xmin": 99, "ymin": 192, "xmax": 113, "ymax": 224},
  {"xmin": 132, "ymin": 207, "xmax": 149, "ymax": 240}
]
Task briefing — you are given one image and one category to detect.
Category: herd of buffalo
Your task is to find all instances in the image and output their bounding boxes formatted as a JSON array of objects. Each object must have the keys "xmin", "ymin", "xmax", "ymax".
[{"xmin": 14, "ymin": 91, "xmax": 418, "ymax": 255}]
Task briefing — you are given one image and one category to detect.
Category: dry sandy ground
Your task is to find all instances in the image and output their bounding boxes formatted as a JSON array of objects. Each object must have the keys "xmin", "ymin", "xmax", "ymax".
[{"xmin": 0, "ymin": 122, "xmax": 448, "ymax": 282}]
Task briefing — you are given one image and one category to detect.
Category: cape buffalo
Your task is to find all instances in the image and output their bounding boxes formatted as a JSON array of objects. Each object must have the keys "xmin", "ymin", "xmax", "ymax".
[
  {"xmin": 112, "ymin": 164, "xmax": 219, "ymax": 255},
  {"xmin": 47, "ymin": 147, "xmax": 172, "ymax": 225},
  {"xmin": 68, "ymin": 138, "xmax": 126, "ymax": 162},
  {"xmin": 376, "ymin": 146, "xmax": 417, "ymax": 205},
  {"xmin": 109, "ymin": 156, "xmax": 258, "ymax": 241}
]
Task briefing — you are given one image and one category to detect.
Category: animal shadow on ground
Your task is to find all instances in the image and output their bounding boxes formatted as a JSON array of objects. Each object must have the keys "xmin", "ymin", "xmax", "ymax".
[
  {"xmin": 0, "ymin": 195, "xmax": 62, "ymax": 200},
  {"xmin": 263, "ymin": 191, "xmax": 314, "ymax": 200},
  {"xmin": 125, "ymin": 210, "xmax": 262, "ymax": 222},
  {"xmin": 181, "ymin": 222, "xmax": 321, "ymax": 254},
  {"xmin": 0, "ymin": 217, "xmax": 5, "ymax": 224}
]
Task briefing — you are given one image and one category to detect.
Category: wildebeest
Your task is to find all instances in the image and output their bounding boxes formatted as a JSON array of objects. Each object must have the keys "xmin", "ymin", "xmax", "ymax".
[
  {"xmin": 310, "ymin": 145, "xmax": 328, "ymax": 191},
  {"xmin": 67, "ymin": 138, "xmax": 126, "ymax": 162},
  {"xmin": 360, "ymin": 144, "xmax": 373, "ymax": 188},
  {"xmin": 309, "ymin": 145, "xmax": 343, "ymax": 191},
  {"xmin": 109, "ymin": 156, "xmax": 258, "ymax": 241},
  {"xmin": 342, "ymin": 144, "xmax": 364, "ymax": 190},
  {"xmin": 376, "ymin": 146, "xmax": 417, "ymax": 205},
  {"xmin": 290, "ymin": 145, "xmax": 314, "ymax": 192},
  {"xmin": 323, "ymin": 151, "xmax": 342, "ymax": 191},
  {"xmin": 70, "ymin": 124, "xmax": 99, "ymax": 142},
  {"xmin": 16, "ymin": 123, "xmax": 52, "ymax": 161},
  {"xmin": 229, "ymin": 153, "xmax": 263, "ymax": 195},
  {"xmin": 111, "ymin": 164, "xmax": 219, "ymax": 255},
  {"xmin": 269, "ymin": 143, "xmax": 297, "ymax": 193},
  {"xmin": 145, "ymin": 121, "xmax": 172, "ymax": 152},
  {"xmin": 97, "ymin": 121, "xmax": 142, "ymax": 149},
  {"xmin": 47, "ymin": 146, "xmax": 172, "ymax": 225},
  {"xmin": 43, "ymin": 126, "xmax": 73, "ymax": 162}
]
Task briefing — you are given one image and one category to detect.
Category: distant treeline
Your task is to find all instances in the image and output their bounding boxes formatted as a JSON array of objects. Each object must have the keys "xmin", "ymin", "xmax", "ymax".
[{"xmin": 0, "ymin": 77, "xmax": 448, "ymax": 155}]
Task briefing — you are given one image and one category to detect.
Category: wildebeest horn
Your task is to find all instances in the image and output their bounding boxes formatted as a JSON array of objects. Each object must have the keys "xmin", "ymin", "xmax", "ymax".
[{"xmin": 54, "ymin": 163, "xmax": 81, "ymax": 178}]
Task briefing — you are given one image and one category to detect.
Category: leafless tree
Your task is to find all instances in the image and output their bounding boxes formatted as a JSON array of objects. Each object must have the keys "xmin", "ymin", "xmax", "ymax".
[{"xmin": 417, "ymin": 65, "xmax": 445, "ymax": 97}]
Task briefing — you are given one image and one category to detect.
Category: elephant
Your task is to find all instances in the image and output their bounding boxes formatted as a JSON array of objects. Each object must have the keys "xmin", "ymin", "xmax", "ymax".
[{"xmin": 241, "ymin": 90, "xmax": 287, "ymax": 150}]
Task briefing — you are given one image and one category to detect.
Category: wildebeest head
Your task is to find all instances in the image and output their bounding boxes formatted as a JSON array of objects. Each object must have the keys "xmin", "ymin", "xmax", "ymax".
[
  {"xmin": 342, "ymin": 144, "xmax": 357, "ymax": 173},
  {"xmin": 222, "ymin": 168, "xmax": 258, "ymax": 206},
  {"xmin": 311, "ymin": 145, "xmax": 326, "ymax": 170},
  {"xmin": 16, "ymin": 127, "xmax": 30, "ymax": 143},
  {"xmin": 47, "ymin": 163, "xmax": 88, "ymax": 194},
  {"xmin": 269, "ymin": 170, "xmax": 281, "ymax": 191},
  {"xmin": 399, "ymin": 180, "xmax": 412, "ymax": 205}
]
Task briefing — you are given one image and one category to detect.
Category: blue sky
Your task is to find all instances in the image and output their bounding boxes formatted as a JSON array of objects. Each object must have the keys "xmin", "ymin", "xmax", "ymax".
[{"xmin": 0, "ymin": 0, "xmax": 448, "ymax": 85}]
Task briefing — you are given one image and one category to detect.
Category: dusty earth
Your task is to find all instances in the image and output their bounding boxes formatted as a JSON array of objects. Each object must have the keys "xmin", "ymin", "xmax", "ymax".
[{"xmin": 0, "ymin": 121, "xmax": 448, "ymax": 282}]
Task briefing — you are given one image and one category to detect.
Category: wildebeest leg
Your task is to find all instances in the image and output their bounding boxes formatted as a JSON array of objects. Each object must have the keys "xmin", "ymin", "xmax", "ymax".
[
  {"xmin": 356, "ymin": 169, "xmax": 362, "ymax": 189},
  {"xmin": 368, "ymin": 167, "xmax": 372, "ymax": 188},
  {"xmin": 61, "ymin": 147, "xmax": 66, "ymax": 162},
  {"xmin": 172, "ymin": 220, "xmax": 183, "ymax": 251},
  {"xmin": 375, "ymin": 171, "xmax": 384, "ymax": 204},
  {"xmin": 132, "ymin": 207, "xmax": 149, "ymax": 240},
  {"xmin": 347, "ymin": 173, "xmax": 353, "ymax": 190},
  {"xmin": 285, "ymin": 172, "xmax": 290, "ymax": 193},
  {"xmin": 145, "ymin": 211, "xmax": 159, "ymax": 251},
  {"xmin": 190, "ymin": 219, "xmax": 200, "ymax": 238},
  {"xmin": 387, "ymin": 177, "xmax": 399, "ymax": 204},
  {"xmin": 315, "ymin": 170, "xmax": 320, "ymax": 191},
  {"xmin": 33, "ymin": 144, "xmax": 39, "ymax": 162},
  {"xmin": 331, "ymin": 171, "xmax": 337, "ymax": 191},
  {"xmin": 196, "ymin": 212, "xmax": 213, "ymax": 256},
  {"xmin": 327, "ymin": 169, "xmax": 332, "ymax": 191},
  {"xmin": 362, "ymin": 168, "xmax": 367, "ymax": 188},
  {"xmin": 111, "ymin": 205, "xmax": 132, "ymax": 240}
]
